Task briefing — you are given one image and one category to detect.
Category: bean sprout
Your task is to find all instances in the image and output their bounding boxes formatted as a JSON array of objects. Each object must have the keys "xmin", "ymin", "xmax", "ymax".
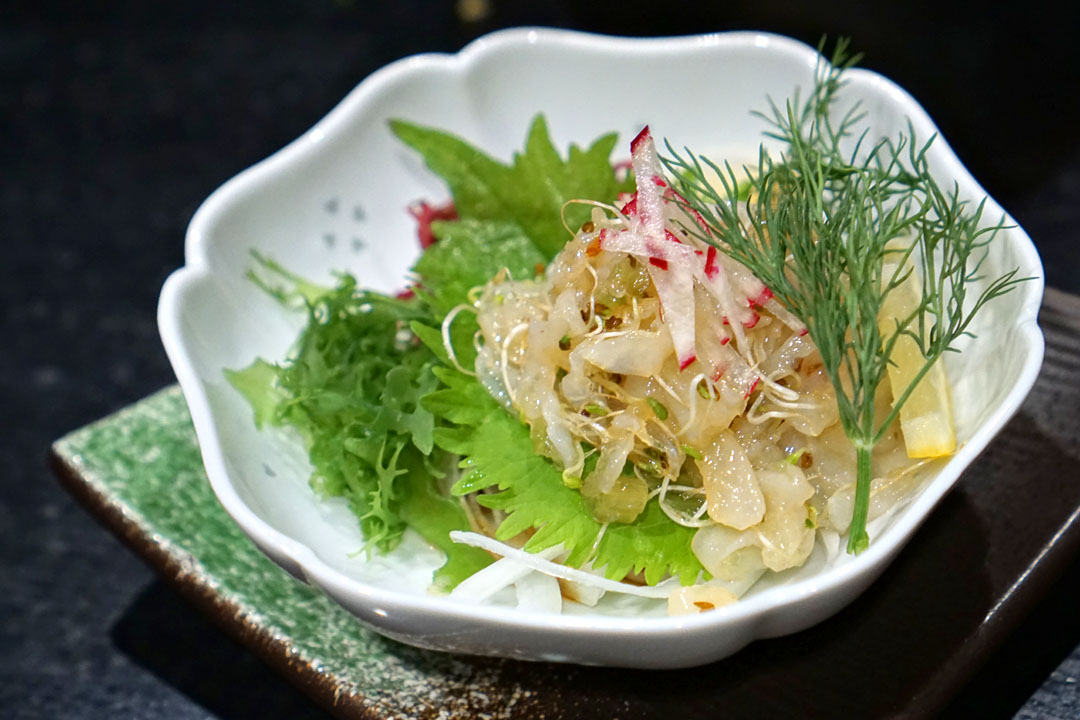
[
  {"xmin": 442, "ymin": 304, "xmax": 479, "ymax": 376},
  {"xmin": 500, "ymin": 323, "xmax": 529, "ymax": 404}
]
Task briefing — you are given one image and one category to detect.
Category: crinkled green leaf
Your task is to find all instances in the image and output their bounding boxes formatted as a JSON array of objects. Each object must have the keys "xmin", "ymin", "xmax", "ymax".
[
  {"xmin": 414, "ymin": 218, "xmax": 545, "ymax": 314},
  {"xmin": 429, "ymin": 363, "xmax": 703, "ymax": 585},
  {"xmin": 224, "ymin": 359, "xmax": 285, "ymax": 430},
  {"xmin": 228, "ymin": 275, "xmax": 452, "ymax": 552},
  {"xmin": 391, "ymin": 115, "xmax": 632, "ymax": 261},
  {"xmin": 366, "ymin": 365, "xmax": 437, "ymax": 455},
  {"xmin": 394, "ymin": 447, "xmax": 493, "ymax": 591}
]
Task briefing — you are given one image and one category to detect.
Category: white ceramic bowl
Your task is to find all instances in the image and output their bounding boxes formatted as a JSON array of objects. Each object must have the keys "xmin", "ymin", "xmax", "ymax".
[{"xmin": 158, "ymin": 29, "xmax": 1045, "ymax": 668}]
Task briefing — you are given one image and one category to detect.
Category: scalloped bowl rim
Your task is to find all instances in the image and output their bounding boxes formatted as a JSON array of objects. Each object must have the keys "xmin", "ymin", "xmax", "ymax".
[{"xmin": 158, "ymin": 28, "xmax": 1045, "ymax": 644}]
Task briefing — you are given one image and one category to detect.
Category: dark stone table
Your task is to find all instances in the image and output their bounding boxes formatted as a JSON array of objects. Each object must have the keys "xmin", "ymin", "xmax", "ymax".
[{"xmin": 4, "ymin": 1, "xmax": 1078, "ymax": 717}]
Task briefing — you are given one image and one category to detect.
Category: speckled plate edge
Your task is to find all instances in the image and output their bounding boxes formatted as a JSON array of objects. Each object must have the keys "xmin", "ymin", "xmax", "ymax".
[{"xmin": 48, "ymin": 410, "xmax": 373, "ymax": 719}]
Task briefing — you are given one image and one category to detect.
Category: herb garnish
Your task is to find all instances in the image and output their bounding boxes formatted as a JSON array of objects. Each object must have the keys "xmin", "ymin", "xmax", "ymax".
[{"xmin": 664, "ymin": 40, "xmax": 1025, "ymax": 553}]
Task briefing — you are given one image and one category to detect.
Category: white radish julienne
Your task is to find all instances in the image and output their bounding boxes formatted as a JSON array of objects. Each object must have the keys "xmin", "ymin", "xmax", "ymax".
[
  {"xmin": 606, "ymin": 127, "xmax": 769, "ymax": 370},
  {"xmin": 449, "ymin": 545, "xmax": 563, "ymax": 604},
  {"xmin": 514, "ymin": 571, "xmax": 563, "ymax": 613},
  {"xmin": 449, "ymin": 531, "xmax": 679, "ymax": 599}
]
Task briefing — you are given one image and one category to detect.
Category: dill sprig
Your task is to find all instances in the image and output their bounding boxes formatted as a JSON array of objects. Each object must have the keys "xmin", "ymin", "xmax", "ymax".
[{"xmin": 663, "ymin": 39, "xmax": 1025, "ymax": 553}]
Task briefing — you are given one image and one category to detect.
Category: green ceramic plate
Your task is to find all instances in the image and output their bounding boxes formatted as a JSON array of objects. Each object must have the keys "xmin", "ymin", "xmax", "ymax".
[{"xmin": 51, "ymin": 289, "xmax": 1080, "ymax": 718}]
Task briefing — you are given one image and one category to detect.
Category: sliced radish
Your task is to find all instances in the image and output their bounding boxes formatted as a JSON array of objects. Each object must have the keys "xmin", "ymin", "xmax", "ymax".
[
  {"xmin": 704, "ymin": 246, "xmax": 719, "ymax": 279},
  {"xmin": 602, "ymin": 126, "xmax": 797, "ymax": 375},
  {"xmin": 628, "ymin": 127, "xmax": 700, "ymax": 369},
  {"xmin": 449, "ymin": 531, "xmax": 679, "ymax": 599},
  {"xmin": 662, "ymin": 185, "xmax": 713, "ymax": 236},
  {"xmin": 630, "ymin": 125, "xmax": 652, "ymax": 154},
  {"xmin": 600, "ymin": 230, "xmax": 697, "ymax": 264},
  {"xmin": 699, "ymin": 261, "xmax": 752, "ymax": 353},
  {"xmin": 630, "ymin": 127, "xmax": 665, "ymax": 240},
  {"xmin": 752, "ymin": 286, "xmax": 774, "ymax": 306},
  {"xmin": 716, "ymin": 252, "xmax": 767, "ymax": 303},
  {"xmin": 648, "ymin": 259, "xmax": 697, "ymax": 368}
]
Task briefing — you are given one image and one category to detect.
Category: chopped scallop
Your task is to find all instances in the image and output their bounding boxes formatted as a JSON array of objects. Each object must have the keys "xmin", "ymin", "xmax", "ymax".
[
  {"xmin": 755, "ymin": 465, "xmax": 816, "ymax": 571},
  {"xmin": 667, "ymin": 584, "xmax": 739, "ymax": 615},
  {"xmin": 691, "ymin": 523, "xmax": 767, "ymax": 584},
  {"xmin": 562, "ymin": 330, "xmax": 673, "ymax": 403},
  {"xmin": 648, "ymin": 257, "xmax": 698, "ymax": 369},
  {"xmin": 699, "ymin": 429, "xmax": 766, "ymax": 530},
  {"xmin": 582, "ymin": 433, "xmax": 648, "ymax": 524}
]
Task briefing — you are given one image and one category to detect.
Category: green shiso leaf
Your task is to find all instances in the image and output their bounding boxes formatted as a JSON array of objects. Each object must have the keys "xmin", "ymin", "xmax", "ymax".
[
  {"xmin": 429, "ymin": 358, "xmax": 703, "ymax": 585},
  {"xmin": 391, "ymin": 115, "xmax": 632, "ymax": 260}
]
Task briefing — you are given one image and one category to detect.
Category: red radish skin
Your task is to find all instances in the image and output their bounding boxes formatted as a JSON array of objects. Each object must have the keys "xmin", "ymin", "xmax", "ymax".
[
  {"xmin": 663, "ymin": 185, "xmax": 712, "ymax": 235},
  {"xmin": 721, "ymin": 312, "xmax": 759, "ymax": 329},
  {"xmin": 630, "ymin": 125, "xmax": 651, "ymax": 154},
  {"xmin": 408, "ymin": 201, "xmax": 458, "ymax": 249},
  {"xmin": 705, "ymin": 246, "xmax": 719, "ymax": 279}
]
